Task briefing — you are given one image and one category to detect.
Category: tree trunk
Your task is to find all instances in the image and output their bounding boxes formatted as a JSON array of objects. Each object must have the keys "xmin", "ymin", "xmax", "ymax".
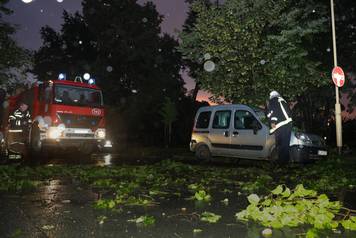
[
  {"xmin": 168, "ymin": 122, "xmax": 172, "ymax": 146},
  {"xmin": 192, "ymin": 82, "xmax": 200, "ymax": 102}
]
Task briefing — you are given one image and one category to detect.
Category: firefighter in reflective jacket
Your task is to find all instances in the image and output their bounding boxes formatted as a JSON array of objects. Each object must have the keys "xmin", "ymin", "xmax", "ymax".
[
  {"xmin": 266, "ymin": 91, "xmax": 293, "ymax": 164},
  {"xmin": 8, "ymin": 102, "xmax": 32, "ymax": 131}
]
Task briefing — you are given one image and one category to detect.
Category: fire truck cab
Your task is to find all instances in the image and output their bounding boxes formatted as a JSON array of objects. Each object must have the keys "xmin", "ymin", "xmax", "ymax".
[{"xmin": 1, "ymin": 78, "xmax": 111, "ymax": 161}]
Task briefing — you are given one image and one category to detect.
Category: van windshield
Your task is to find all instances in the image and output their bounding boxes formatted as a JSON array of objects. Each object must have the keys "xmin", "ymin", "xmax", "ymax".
[{"xmin": 54, "ymin": 85, "xmax": 103, "ymax": 107}]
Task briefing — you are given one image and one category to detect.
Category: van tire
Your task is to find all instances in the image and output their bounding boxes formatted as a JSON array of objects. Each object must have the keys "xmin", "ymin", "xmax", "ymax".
[{"xmin": 195, "ymin": 144, "xmax": 211, "ymax": 161}]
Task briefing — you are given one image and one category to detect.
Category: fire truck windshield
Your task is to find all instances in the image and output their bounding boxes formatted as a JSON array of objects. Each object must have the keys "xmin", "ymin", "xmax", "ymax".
[{"xmin": 54, "ymin": 85, "xmax": 103, "ymax": 107}]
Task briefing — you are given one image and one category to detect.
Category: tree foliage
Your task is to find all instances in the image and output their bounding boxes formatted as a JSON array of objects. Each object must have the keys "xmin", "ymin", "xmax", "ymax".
[
  {"xmin": 179, "ymin": 0, "xmax": 329, "ymax": 105},
  {"xmin": 0, "ymin": 0, "xmax": 29, "ymax": 88},
  {"xmin": 159, "ymin": 97, "xmax": 177, "ymax": 146}
]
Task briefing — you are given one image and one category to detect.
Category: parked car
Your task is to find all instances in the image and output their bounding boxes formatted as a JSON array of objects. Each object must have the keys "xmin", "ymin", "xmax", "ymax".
[{"xmin": 190, "ymin": 104, "xmax": 327, "ymax": 163}]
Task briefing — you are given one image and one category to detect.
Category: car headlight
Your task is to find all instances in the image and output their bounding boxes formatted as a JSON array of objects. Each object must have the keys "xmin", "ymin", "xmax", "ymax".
[
  {"xmin": 48, "ymin": 127, "xmax": 62, "ymax": 139},
  {"xmin": 95, "ymin": 129, "xmax": 106, "ymax": 139},
  {"xmin": 295, "ymin": 132, "xmax": 312, "ymax": 145}
]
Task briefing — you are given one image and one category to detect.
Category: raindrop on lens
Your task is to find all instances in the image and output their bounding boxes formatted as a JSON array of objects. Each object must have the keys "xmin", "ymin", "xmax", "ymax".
[
  {"xmin": 106, "ymin": 66, "xmax": 113, "ymax": 72},
  {"xmin": 204, "ymin": 53, "xmax": 211, "ymax": 60},
  {"xmin": 204, "ymin": 60, "xmax": 215, "ymax": 72}
]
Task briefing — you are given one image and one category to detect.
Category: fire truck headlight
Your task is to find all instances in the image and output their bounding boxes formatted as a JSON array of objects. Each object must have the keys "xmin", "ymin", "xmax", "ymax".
[
  {"xmin": 58, "ymin": 123, "xmax": 66, "ymax": 131},
  {"xmin": 48, "ymin": 128, "xmax": 62, "ymax": 139},
  {"xmin": 96, "ymin": 129, "xmax": 106, "ymax": 139},
  {"xmin": 104, "ymin": 140, "xmax": 113, "ymax": 148}
]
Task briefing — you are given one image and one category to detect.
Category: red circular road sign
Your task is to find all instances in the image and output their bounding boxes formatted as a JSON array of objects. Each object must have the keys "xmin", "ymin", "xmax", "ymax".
[{"xmin": 332, "ymin": 66, "xmax": 345, "ymax": 87}]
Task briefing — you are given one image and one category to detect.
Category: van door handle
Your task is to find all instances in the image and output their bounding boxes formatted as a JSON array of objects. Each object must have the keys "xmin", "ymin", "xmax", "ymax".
[
  {"xmin": 223, "ymin": 131, "xmax": 229, "ymax": 137},
  {"xmin": 232, "ymin": 131, "xmax": 239, "ymax": 136}
]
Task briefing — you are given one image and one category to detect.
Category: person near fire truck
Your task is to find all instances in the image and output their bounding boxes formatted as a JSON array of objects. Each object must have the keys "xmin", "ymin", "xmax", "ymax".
[
  {"xmin": 266, "ymin": 90, "xmax": 293, "ymax": 164},
  {"xmin": 8, "ymin": 101, "xmax": 32, "ymax": 131}
]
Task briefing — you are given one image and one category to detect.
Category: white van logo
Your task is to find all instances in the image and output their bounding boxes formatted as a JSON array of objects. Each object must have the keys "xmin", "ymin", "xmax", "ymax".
[{"xmin": 91, "ymin": 108, "xmax": 101, "ymax": 116}]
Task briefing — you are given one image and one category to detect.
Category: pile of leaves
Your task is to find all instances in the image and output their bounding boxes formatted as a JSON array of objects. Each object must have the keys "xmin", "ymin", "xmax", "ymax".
[{"xmin": 236, "ymin": 184, "xmax": 356, "ymax": 232}]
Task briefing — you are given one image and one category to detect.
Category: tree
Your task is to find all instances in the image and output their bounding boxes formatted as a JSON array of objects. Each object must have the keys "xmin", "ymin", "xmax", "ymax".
[
  {"xmin": 159, "ymin": 97, "xmax": 177, "ymax": 146},
  {"xmin": 0, "ymin": 0, "xmax": 29, "ymax": 88},
  {"xmin": 178, "ymin": 0, "xmax": 329, "ymax": 105},
  {"xmin": 182, "ymin": 0, "xmax": 212, "ymax": 102},
  {"xmin": 287, "ymin": 0, "xmax": 356, "ymax": 132}
]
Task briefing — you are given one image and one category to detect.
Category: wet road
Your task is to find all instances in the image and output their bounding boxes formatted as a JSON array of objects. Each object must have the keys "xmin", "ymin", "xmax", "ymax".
[
  {"xmin": 1, "ymin": 152, "xmax": 356, "ymax": 238},
  {"xmin": 0, "ymin": 153, "xmax": 252, "ymax": 238}
]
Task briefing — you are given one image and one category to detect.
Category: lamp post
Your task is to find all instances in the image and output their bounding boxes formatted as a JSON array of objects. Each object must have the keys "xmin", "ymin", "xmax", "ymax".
[{"xmin": 330, "ymin": 0, "xmax": 342, "ymax": 154}]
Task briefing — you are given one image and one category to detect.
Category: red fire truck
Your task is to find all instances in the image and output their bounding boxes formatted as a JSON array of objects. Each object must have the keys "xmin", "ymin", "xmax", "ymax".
[{"xmin": 0, "ymin": 77, "xmax": 112, "ymax": 161}]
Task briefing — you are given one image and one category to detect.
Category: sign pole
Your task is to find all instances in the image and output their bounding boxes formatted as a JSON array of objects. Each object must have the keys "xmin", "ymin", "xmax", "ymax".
[{"xmin": 330, "ymin": 0, "xmax": 342, "ymax": 154}]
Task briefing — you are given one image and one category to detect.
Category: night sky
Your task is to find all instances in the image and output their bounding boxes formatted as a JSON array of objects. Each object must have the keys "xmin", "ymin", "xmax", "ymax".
[{"xmin": 4, "ymin": 0, "xmax": 211, "ymax": 100}]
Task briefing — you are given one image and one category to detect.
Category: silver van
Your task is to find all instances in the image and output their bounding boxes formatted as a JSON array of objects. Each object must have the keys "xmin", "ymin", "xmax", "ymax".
[{"xmin": 190, "ymin": 104, "xmax": 327, "ymax": 162}]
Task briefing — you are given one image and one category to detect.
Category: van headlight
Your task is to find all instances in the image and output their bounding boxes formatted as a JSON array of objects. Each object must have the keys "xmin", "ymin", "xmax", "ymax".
[
  {"xmin": 295, "ymin": 132, "xmax": 312, "ymax": 145},
  {"xmin": 95, "ymin": 129, "xmax": 106, "ymax": 139}
]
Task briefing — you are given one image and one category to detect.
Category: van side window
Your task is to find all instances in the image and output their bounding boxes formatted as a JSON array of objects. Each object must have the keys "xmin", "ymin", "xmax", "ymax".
[
  {"xmin": 196, "ymin": 111, "xmax": 211, "ymax": 129},
  {"xmin": 235, "ymin": 110, "xmax": 260, "ymax": 129},
  {"xmin": 212, "ymin": 110, "xmax": 231, "ymax": 129}
]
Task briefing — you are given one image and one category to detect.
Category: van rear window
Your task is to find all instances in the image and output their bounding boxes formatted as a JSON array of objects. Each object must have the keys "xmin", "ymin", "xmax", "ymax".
[{"xmin": 196, "ymin": 111, "xmax": 211, "ymax": 129}]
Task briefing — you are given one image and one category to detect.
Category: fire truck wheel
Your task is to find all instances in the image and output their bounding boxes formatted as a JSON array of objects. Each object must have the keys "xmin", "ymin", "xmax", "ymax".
[
  {"xmin": 30, "ymin": 126, "xmax": 42, "ymax": 153},
  {"xmin": 79, "ymin": 143, "xmax": 94, "ymax": 155},
  {"xmin": 28, "ymin": 125, "xmax": 47, "ymax": 162},
  {"xmin": 0, "ymin": 144, "xmax": 8, "ymax": 163}
]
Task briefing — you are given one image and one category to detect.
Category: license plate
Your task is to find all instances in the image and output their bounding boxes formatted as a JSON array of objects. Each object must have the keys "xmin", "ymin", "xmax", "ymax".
[
  {"xmin": 318, "ymin": 150, "xmax": 327, "ymax": 156},
  {"xmin": 74, "ymin": 129, "xmax": 91, "ymax": 134}
]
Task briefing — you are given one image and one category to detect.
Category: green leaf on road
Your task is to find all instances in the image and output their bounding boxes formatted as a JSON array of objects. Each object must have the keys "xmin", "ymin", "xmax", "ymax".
[
  {"xmin": 247, "ymin": 194, "xmax": 260, "ymax": 205},
  {"xmin": 200, "ymin": 212, "xmax": 221, "ymax": 223}
]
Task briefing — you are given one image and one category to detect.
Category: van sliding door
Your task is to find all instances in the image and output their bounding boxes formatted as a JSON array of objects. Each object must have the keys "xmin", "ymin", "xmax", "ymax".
[{"xmin": 208, "ymin": 110, "xmax": 232, "ymax": 156}]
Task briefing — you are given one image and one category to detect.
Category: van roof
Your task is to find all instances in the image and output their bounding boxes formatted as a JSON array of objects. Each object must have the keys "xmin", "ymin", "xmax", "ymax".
[{"xmin": 197, "ymin": 104, "xmax": 254, "ymax": 112}]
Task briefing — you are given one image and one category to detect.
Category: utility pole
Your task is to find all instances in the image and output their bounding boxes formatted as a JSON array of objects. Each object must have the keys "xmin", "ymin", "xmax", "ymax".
[{"xmin": 330, "ymin": 0, "xmax": 343, "ymax": 154}]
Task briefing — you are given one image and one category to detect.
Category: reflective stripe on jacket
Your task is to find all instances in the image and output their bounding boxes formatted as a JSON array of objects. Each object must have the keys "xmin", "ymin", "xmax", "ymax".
[{"xmin": 267, "ymin": 96, "xmax": 292, "ymax": 134}]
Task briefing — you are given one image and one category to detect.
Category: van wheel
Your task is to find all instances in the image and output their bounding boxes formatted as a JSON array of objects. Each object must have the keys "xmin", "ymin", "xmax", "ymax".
[{"xmin": 195, "ymin": 144, "xmax": 211, "ymax": 161}]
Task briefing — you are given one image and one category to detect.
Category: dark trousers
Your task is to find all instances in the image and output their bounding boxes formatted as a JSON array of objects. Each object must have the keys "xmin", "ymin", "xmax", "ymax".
[{"xmin": 275, "ymin": 123, "xmax": 292, "ymax": 164}]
